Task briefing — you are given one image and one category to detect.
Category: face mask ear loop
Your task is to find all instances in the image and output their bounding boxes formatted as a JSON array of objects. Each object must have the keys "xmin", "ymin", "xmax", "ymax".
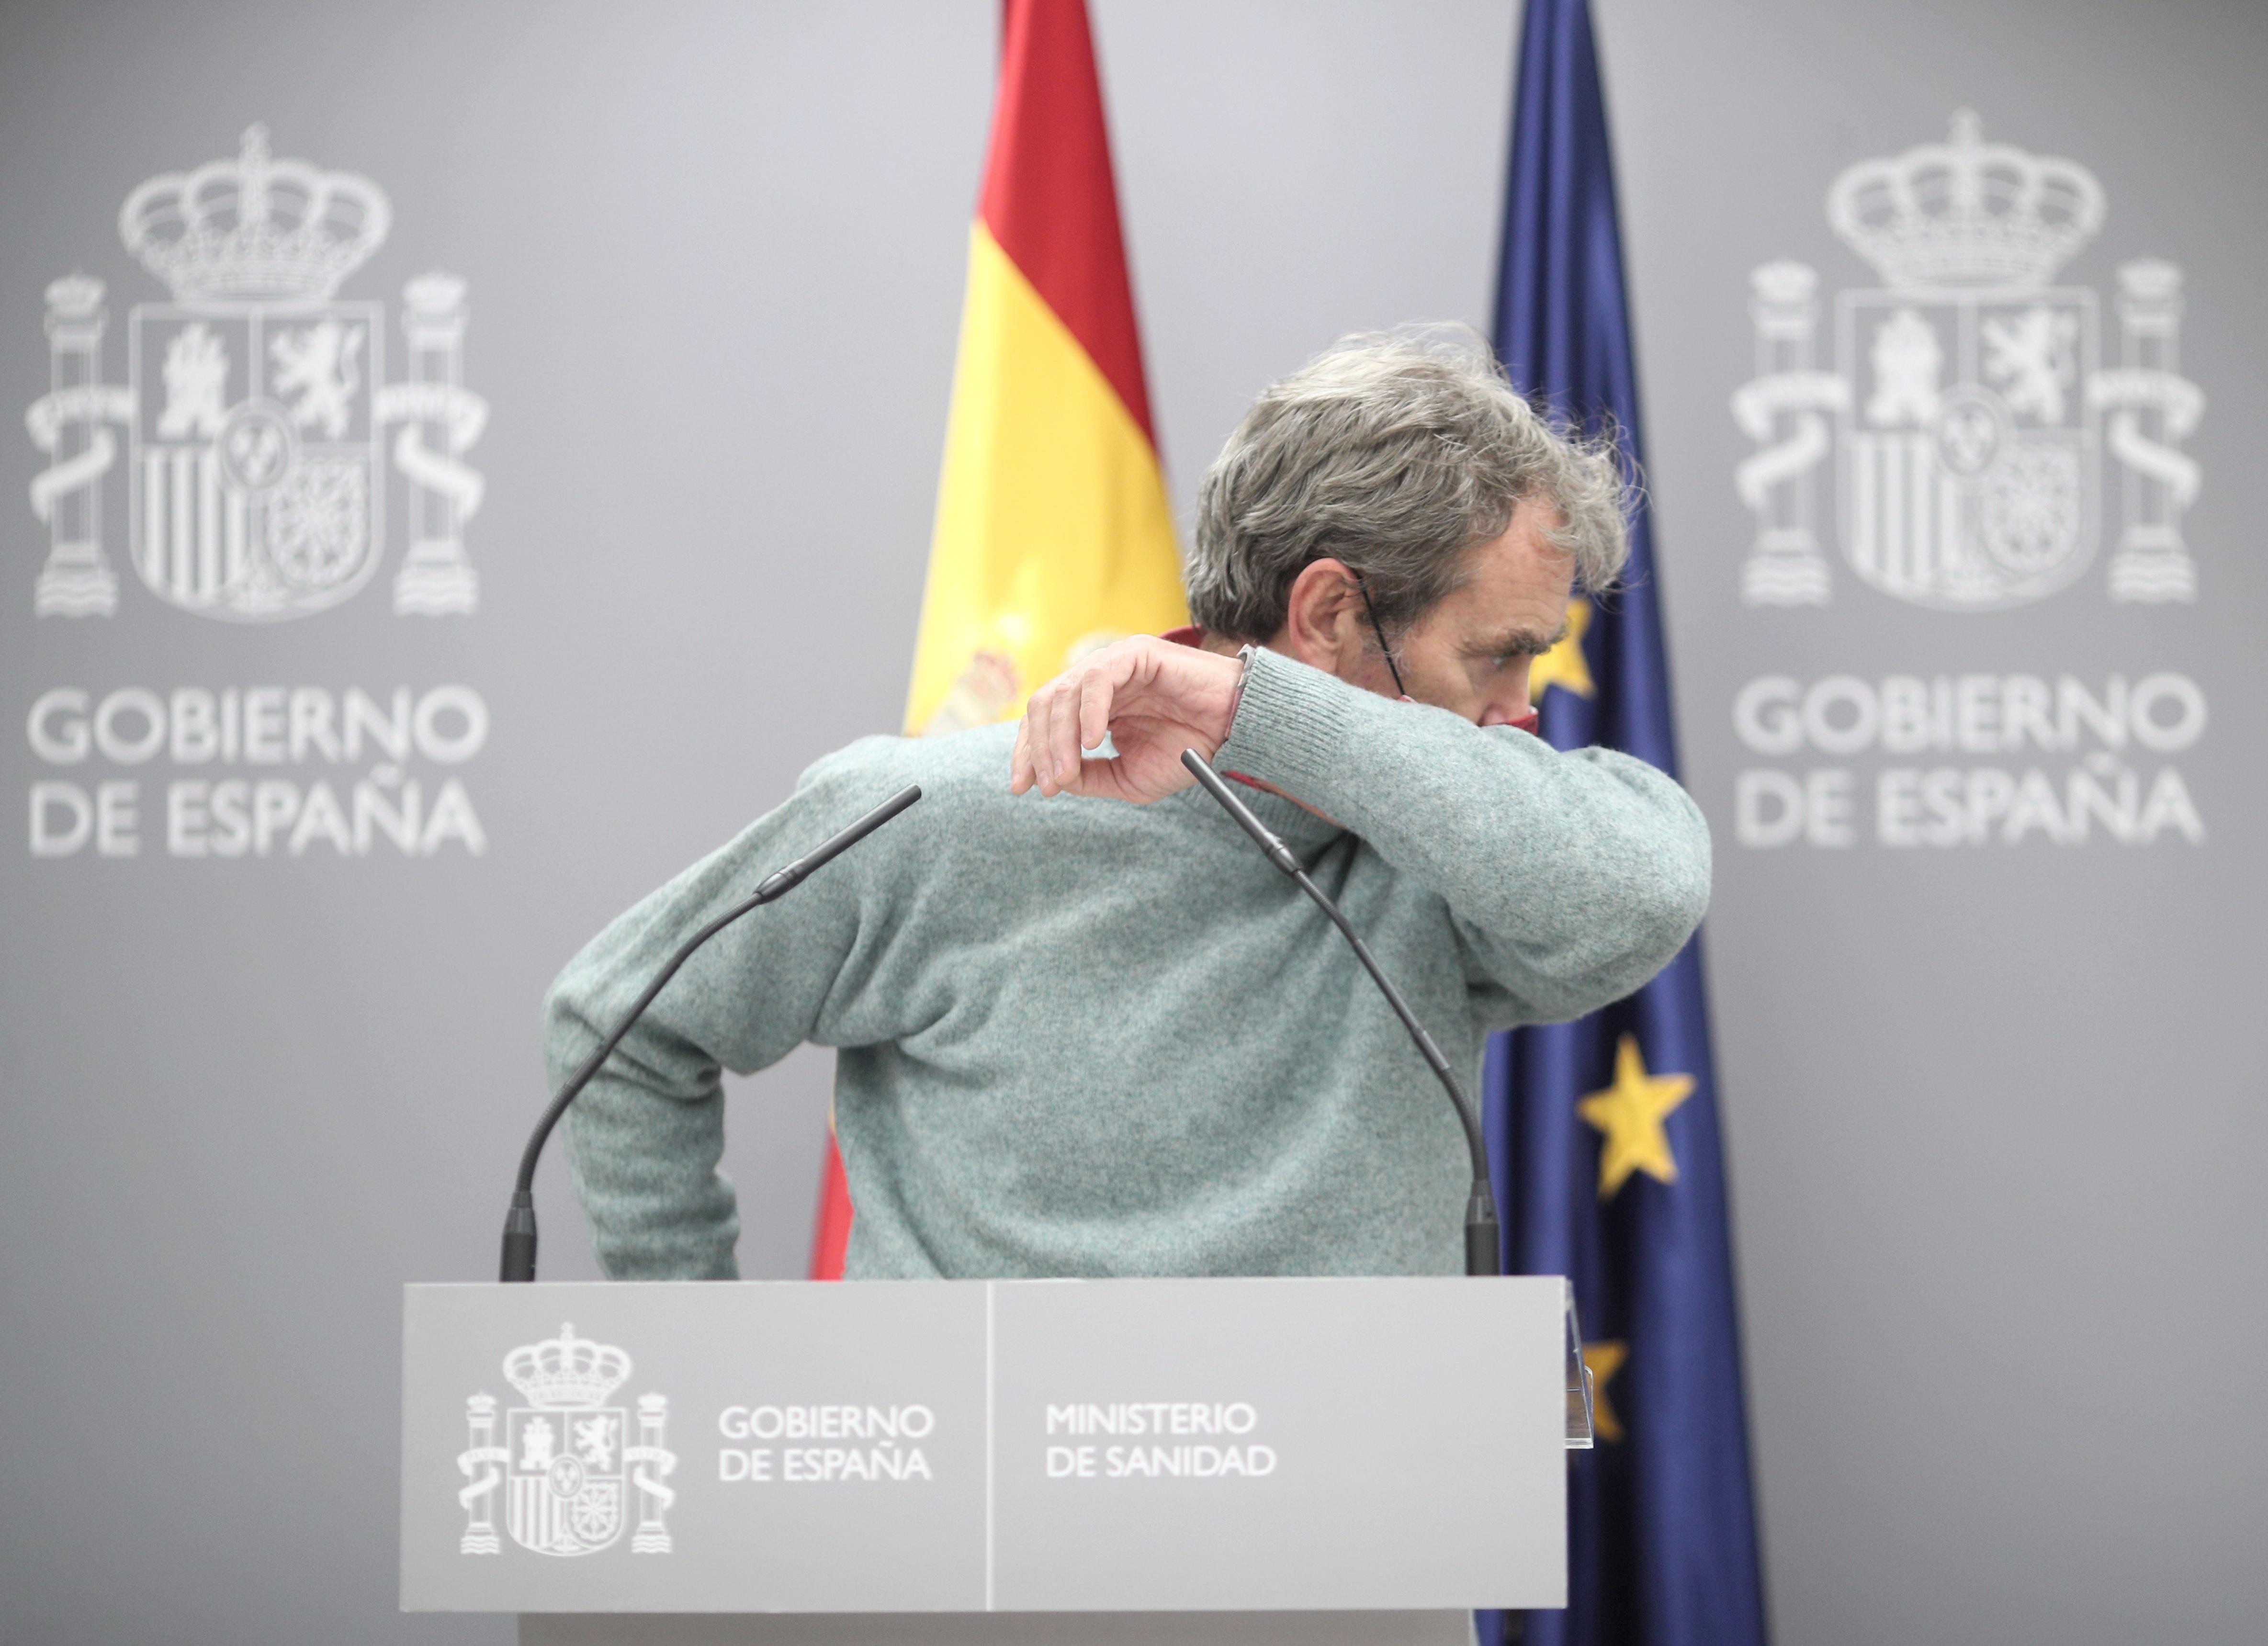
[{"xmin": 1352, "ymin": 570, "xmax": 1410, "ymax": 699}]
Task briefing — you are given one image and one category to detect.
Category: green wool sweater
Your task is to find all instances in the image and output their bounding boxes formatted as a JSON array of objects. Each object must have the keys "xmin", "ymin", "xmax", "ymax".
[{"xmin": 548, "ymin": 648, "xmax": 1711, "ymax": 1281}]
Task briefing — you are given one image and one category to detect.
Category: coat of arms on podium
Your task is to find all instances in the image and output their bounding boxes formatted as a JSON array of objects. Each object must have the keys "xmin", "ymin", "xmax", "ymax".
[
  {"xmin": 24, "ymin": 126, "xmax": 487, "ymax": 621},
  {"xmin": 1733, "ymin": 113, "xmax": 2205, "ymax": 609},
  {"xmin": 456, "ymin": 1323, "xmax": 677, "ymax": 1558}
]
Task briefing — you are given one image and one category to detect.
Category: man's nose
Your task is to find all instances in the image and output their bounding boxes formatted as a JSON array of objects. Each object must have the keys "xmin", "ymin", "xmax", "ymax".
[{"xmin": 1478, "ymin": 670, "xmax": 1537, "ymax": 733}]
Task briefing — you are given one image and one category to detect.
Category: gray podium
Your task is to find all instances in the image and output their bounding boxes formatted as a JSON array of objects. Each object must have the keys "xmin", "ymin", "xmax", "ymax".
[{"xmin": 401, "ymin": 1276, "xmax": 1592, "ymax": 1645}]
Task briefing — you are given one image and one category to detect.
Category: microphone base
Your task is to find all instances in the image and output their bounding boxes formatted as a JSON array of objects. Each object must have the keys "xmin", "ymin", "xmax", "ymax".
[
  {"xmin": 500, "ymin": 1193, "xmax": 539, "ymax": 1283},
  {"xmin": 1465, "ymin": 1190, "xmax": 1501, "ymax": 1277}
]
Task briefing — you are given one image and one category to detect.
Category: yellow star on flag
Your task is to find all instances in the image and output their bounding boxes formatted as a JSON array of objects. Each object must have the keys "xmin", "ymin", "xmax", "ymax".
[
  {"xmin": 1526, "ymin": 597, "xmax": 1594, "ymax": 702},
  {"xmin": 1578, "ymin": 1033, "xmax": 1694, "ymax": 1198},
  {"xmin": 1582, "ymin": 1339, "xmax": 1628, "ymax": 1443}
]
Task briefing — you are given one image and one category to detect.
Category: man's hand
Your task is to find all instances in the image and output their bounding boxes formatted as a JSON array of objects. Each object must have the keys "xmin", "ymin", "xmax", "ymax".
[{"xmin": 1009, "ymin": 636, "xmax": 1244, "ymax": 803}]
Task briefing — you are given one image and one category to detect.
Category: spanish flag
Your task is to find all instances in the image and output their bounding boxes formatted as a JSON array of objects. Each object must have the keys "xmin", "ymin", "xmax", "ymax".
[{"xmin": 810, "ymin": 0, "xmax": 1184, "ymax": 1277}]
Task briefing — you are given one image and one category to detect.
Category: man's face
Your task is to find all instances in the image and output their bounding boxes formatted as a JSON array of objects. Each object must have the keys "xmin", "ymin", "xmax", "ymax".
[{"xmin": 1276, "ymin": 498, "xmax": 1575, "ymax": 727}]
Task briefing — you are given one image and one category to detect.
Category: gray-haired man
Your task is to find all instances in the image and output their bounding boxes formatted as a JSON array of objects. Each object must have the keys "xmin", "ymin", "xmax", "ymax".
[{"xmin": 549, "ymin": 331, "xmax": 1710, "ymax": 1281}]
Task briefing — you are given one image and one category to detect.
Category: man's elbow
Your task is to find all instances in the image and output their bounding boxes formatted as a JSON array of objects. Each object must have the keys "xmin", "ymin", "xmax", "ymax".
[
  {"xmin": 1570, "ymin": 756, "xmax": 1714, "ymax": 975},
  {"xmin": 1626, "ymin": 798, "xmax": 1713, "ymax": 968},
  {"xmin": 539, "ymin": 970, "xmax": 594, "ymax": 1089},
  {"xmin": 542, "ymin": 934, "xmax": 632, "ymax": 1090},
  {"xmin": 1567, "ymin": 802, "xmax": 1713, "ymax": 1006},
  {"xmin": 1658, "ymin": 804, "xmax": 1714, "ymax": 949}
]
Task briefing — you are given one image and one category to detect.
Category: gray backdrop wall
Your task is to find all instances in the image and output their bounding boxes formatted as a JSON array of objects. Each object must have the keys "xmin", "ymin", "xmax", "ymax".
[{"xmin": 1, "ymin": 2, "xmax": 2259, "ymax": 1643}]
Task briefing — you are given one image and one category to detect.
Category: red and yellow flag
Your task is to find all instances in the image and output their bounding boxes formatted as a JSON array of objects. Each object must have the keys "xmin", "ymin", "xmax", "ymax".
[{"xmin": 810, "ymin": 0, "xmax": 1183, "ymax": 1277}]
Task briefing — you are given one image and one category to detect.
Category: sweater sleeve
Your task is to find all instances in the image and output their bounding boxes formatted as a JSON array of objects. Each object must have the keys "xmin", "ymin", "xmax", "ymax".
[
  {"xmin": 1209, "ymin": 647, "xmax": 1712, "ymax": 1027},
  {"xmin": 543, "ymin": 739, "xmax": 910, "ymax": 1280}
]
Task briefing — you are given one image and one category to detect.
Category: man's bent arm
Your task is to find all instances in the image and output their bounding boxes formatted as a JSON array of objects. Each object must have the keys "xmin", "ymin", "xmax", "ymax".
[
  {"xmin": 1211, "ymin": 648, "xmax": 1711, "ymax": 1024},
  {"xmin": 542, "ymin": 744, "xmax": 903, "ymax": 1279}
]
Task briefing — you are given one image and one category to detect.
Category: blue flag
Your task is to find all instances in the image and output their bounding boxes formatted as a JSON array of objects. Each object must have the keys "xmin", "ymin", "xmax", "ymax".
[{"xmin": 1480, "ymin": 4, "xmax": 1769, "ymax": 1645}]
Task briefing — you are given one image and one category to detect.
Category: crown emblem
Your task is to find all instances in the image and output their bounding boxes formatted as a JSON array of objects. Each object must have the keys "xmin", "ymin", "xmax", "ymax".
[
  {"xmin": 1827, "ymin": 111, "xmax": 2103, "ymax": 291},
  {"xmin": 117, "ymin": 126, "xmax": 391, "ymax": 309},
  {"xmin": 501, "ymin": 1323, "xmax": 633, "ymax": 1409}
]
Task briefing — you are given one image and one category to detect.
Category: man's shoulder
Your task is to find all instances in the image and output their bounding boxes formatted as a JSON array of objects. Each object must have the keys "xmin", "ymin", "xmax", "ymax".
[
  {"xmin": 795, "ymin": 724, "xmax": 1184, "ymax": 859},
  {"xmin": 795, "ymin": 722, "xmax": 1022, "ymax": 815}
]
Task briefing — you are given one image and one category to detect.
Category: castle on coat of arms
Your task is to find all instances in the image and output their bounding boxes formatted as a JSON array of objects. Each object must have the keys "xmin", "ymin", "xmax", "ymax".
[
  {"xmin": 1733, "ymin": 112, "xmax": 2203, "ymax": 610},
  {"xmin": 24, "ymin": 126, "xmax": 486, "ymax": 621}
]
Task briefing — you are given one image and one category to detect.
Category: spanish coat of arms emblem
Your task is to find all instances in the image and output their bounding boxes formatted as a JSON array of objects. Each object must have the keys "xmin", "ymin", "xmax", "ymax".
[
  {"xmin": 24, "ymin": 126, "xmax": 486, "ymax": 621},
  {"xmin": 456, "ymin": 1323, "xmax": 677, "ymax": 1558},
  {"xmin": 1733, "ymin": 113, "xmax": 2204, "ymax": 610}
]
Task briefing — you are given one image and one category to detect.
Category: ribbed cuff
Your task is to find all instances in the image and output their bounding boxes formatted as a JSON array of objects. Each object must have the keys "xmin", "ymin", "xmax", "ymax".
[{"xmin": 1210, "ymin": 648, "xmax": 1363, "ymax": 801}]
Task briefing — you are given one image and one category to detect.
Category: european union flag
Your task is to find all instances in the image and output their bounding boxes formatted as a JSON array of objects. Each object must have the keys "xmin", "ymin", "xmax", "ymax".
[{"xmin": 1481, "ymin": 3, "xmax": 1769, "ymax": 1644}]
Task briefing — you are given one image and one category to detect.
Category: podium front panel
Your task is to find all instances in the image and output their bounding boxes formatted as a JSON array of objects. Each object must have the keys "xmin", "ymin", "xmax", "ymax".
[
  {"xmin": 401, "ymin": 1276, "xmax": 1567, "ymax": 1614},
  {"xmin": 990, "ymin": 1278, "xmax": 1562, "ymax": 1610}
]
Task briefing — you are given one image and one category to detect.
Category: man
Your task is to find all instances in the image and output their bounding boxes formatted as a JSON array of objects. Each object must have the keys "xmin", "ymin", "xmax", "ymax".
[{"xmin": 548, "ymin": 331, "xmax": 1709, "ymax": 1281}]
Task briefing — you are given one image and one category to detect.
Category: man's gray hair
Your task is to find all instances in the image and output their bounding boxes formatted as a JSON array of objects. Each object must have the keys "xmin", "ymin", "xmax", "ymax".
[{"xmin": 1184, "ymin": 328, "xmax": 1630, "ymax": 641}]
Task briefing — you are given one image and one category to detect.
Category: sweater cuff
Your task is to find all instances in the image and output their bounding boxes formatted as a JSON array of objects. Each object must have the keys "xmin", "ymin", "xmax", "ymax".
[{"xmin": 1211, "ymin": 647, "xmax": 1362, "ymax": 799}]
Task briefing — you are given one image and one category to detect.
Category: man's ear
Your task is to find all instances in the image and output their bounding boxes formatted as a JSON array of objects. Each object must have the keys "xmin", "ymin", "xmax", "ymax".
[{"xmin": 1276, "ymin": 557, "xmax": 1364, "ymax": 673}]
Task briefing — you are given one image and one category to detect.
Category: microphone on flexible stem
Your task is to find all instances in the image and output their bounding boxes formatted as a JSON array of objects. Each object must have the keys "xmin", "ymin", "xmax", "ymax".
[
  {"xmin": 499, "ymin": 783, "xmax": 924, "ymax": 1283},
  {"xmin": 1178, "ymin": 749, "xmax": 1501, "ymax": 1277}
]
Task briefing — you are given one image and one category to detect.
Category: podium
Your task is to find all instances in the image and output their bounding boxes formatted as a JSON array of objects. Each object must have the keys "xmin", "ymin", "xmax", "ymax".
[{"xmin": 401, "ymin": 1276, "xmax": 1592, "ymax": 1644}]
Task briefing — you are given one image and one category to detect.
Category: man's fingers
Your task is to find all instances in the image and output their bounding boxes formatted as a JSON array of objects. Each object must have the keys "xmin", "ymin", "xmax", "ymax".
[
  {"xmin": 1077, "ymin": 669, "xmax": 1114, "ymax": 760},
  {"xmin": 1027, "ymin": 680, "xmax": 1063, "ymax": 796},
  {"xmin": 1009, "ymin": 712, "xmax": 1035, "ymax": 794},
  {"xmin": 1011, "ymin": 638, "xmax": 1210, "ymax": 802},
  {"xmin": 1022, "ymin": 686, "xmax": 1053, "ymax": 796},
  {"xmin": 1026, "ymin": 666, "xmax": 1124, "ymax": 800},
  {"xmin": 1049, "ymin": 673, "xmax": 1087, "ymax": 790},
  {"xmin": 1016, "ymin": 683, "xmax": 1064, "ymax": 794}
]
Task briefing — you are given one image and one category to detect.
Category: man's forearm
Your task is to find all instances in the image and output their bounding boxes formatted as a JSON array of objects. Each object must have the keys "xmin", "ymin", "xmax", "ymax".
[
  {"xmin": 1212, "ymin": 648, "xmax": 1711, "ymax": 994},
  {"xmin": 563, "ymin": 1064, "xmax": 741, "ymax": 1279}
]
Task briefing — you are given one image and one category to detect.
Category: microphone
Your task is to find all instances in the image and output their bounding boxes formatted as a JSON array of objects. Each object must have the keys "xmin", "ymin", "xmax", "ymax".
[
  {"xmin": 1178, "ymin": 749, "xmax": 1501, "ymax": 1277},
  {"xmin": 500, "ymin": 783, "xmax": 923, "ymax": 1282}
]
